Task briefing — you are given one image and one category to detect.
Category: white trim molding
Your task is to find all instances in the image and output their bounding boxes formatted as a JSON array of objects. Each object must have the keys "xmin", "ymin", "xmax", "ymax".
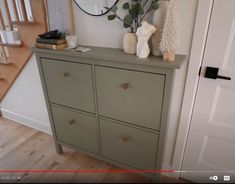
[
  {"xmin": 1, "ymin": 109, "xmax": 52, "ymax": 135},
  {"xmin": 171, "ymin": 0, "xmax": 214, "ymax": 178}
]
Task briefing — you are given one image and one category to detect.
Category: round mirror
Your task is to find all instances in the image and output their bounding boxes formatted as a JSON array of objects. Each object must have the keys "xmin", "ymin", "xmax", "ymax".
[{"xmin": 74, "ymin": 0, "xmax": 118, "ymax": 16}]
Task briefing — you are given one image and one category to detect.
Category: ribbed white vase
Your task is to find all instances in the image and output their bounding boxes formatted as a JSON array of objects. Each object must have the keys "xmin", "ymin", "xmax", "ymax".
[{"xmin": 123, "ymin": 32, "xmax": 137, "ymax": 55}]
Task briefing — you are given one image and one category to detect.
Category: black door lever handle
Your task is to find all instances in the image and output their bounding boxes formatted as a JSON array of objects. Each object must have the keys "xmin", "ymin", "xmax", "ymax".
[
  {"xmin": 205, "ymin": 67, "xmax": 231, "ymax": 80},
  {"xmin": 216, "ymin": 75, "xmax": 231, "ymax": 80}
]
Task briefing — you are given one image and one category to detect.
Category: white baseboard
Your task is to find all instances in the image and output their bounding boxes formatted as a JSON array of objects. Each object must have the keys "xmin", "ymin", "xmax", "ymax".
[
  {"xmin": 1, "ymin": 109, "xmax": 52, "ymax": 135},
  {"xmin": 161, "ymin": 162, "xmax": 177, "ymax": 178}
]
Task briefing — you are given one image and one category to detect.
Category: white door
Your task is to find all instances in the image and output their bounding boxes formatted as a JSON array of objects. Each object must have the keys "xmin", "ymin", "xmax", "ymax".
[{"xmin": 181, "ymin": 0, "xmax": 235, "ymax": 183}]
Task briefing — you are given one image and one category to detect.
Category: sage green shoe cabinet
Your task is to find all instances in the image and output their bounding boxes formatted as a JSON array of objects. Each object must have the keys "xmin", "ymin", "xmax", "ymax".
[{"xmin": 35, "ymin": 46, "xmax": 185, "ymax": 180}]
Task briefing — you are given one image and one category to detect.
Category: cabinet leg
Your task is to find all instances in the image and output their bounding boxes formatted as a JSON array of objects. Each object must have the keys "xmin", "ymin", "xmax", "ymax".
[{"xmin": 55, "ymin": 144, "xmax": 63, "ymax": 154}]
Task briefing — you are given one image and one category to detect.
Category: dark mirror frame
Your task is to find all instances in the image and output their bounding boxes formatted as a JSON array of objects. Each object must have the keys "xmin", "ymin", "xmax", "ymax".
[{"xmin": 73, "ymin": 0, "xmax": 119, "ymax": 16}]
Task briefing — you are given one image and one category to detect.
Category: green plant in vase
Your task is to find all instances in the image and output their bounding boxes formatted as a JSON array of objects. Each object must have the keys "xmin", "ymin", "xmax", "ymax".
[{"xmin": 105, "ymin": 0, "xmax": 159, "ymax": 54}]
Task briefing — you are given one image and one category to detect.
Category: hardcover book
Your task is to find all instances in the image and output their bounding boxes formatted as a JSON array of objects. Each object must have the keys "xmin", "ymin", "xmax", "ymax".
[
  {"xmin": 36, "ymin": 38, "xmax": 66, "ymax": 45},
  {"xmin": 35, "ymin": 43, "xmax": 67, "ymax": 50}
]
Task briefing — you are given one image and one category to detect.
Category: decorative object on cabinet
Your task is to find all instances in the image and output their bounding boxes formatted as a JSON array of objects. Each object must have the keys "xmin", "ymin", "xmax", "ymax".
[
  {"xmin": 44, "ymin": 0, "xmax": 74, "ymax": 34},
  {"xmin": 106, "ymin": 1, "xmax": 159, "ymax": 32},
  {"xmin": 66, "ymin": 35, "xmax": 77, "ymax": 49},
  {"xmin": 35, "ymin": 46, "xmax": 185, "ymax": 181},
  {"xmin": 35, "ymin": 43, "xmax": 67, "ymax": 50},
  {"xmin": 38, "ymin": 29, "xmax": 64, "ymax": 39},
  {"xmin": 151, "ymin": 1, "xmax": 168, "ymax": 56},
  {"xmin": 74, "ymin": 0, "xmax": 118, "ymax": 16},
  {"xmin": 35, "ymin": 30, "xmax": 68, "ymax": 50},
  {"xmin": 123, "ymin": 32, "xmax": 137, "ymax": 55},
  {"xmin": 36, "ymin": 37, "xmax": 66, "ymax": 45},
  {"xmin": 106, "ymin": 0, "xmax": 159, "ymax": 54},
  {"xmin": 160, "ymin": 0, "xmax": 180, "ymax": 62},
  {"xmin": 136, "ymin": 21, "xmax": 156, "ymax": 58}
]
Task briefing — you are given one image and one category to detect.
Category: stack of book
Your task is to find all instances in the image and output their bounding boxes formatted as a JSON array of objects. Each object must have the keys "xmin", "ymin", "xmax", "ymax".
[{"xmin": 35, "ymin": 37, "xmax": 67, "ymax": 50}]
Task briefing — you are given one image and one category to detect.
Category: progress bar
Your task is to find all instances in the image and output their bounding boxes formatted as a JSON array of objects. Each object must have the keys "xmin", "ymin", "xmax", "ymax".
[{"xmin": 0, "ymin": 170, "xmax": 175, "ymax": 173}]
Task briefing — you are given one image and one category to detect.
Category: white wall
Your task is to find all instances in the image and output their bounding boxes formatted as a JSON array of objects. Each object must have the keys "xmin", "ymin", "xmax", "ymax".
[
  {"xmin": 1, "ymin": 55, "xmax": 51, "ymax": 134},
  {"xmin": 0, "ymin": 0, "xmax": 198, "ymax": 171},
  {"xmin": 162, "ymin": 0, "xmax": 198, "ymax": 171},
  {"xmin": 74, "ymin": 2, "xmax": 126, "ymax": 48}
]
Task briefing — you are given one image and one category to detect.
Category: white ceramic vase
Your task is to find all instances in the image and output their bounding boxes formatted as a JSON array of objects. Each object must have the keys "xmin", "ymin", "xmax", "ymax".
[{"xmin": 123, "ymin": 32, "xmax": 137, "ymax": 55}]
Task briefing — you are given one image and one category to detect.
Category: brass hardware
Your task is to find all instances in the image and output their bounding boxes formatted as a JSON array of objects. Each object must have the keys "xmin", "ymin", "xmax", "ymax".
[
  {"xmin": 121, "ymin": 82, "xmax": 129, "ymax": 90},
  {"xmin": 121, "ymin": 136, "xmax": 130, "ymax": 142},
  {"xmin": 60, "ymin": 72, "xmax": 70, "ymax": 78},
  {"xmin": 63, "ymin": 72, "xmax": 70, "ymax": 77},
  {"xmin": 69, "ymin": 120, "xmax": 76, "ymax": 125}
]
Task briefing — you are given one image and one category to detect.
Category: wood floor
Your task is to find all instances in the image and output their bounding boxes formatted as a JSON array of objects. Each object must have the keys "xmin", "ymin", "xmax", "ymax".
[{"xmin": 0, "ymin": 117, "xmax": 188, "ymax": 183}]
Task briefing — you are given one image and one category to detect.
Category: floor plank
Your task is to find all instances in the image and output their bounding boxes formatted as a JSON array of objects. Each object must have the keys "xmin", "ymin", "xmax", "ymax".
[{"xmin": 0, "ymin": 117, "xmax": 188, "ymax": 183}]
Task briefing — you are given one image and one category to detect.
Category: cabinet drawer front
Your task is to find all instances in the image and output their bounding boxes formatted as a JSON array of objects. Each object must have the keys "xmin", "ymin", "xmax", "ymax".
[
  {"xmin": 41, "ymin": 59, "xmax": 95, "ymax": 113},
  {"xmin": 100, "ymin": 119, "xmax": 158, "ymax": 170},
  {"xmin": 51, "ymin": 105, "xmax": 98, "ymax": 154},
  {"xmin": 96, "ymin": 66, "xmax": 165, "ymax": 130}
]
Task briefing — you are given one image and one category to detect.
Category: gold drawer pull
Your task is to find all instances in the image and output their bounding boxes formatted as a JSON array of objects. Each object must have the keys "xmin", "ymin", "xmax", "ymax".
[
  {"xmin": 121, "ymin": 136, "xmax": 130, "ymax": 142},
  {"xmin": 121, "ymin": 83, "xmax": 129, "ymax": 90},
  {"xmin": 59, "ymin": 72, "xmax": 70, "ymax": 78},
  {"xmin": 68, "ymin": 120, "xmax": 76, "ymax": 125}
]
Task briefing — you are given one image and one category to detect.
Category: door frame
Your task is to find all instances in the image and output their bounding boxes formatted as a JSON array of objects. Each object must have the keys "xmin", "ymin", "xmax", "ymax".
[{"xmin": 171, "ymin": 0, "xmax": 214, "ymax": 178}]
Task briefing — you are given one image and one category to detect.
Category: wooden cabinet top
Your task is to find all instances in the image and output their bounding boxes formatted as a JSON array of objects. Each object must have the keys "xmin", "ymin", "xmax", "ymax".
[{"xmin": 34, "ymin": 46, "xmax": 186, "ymax": 70}]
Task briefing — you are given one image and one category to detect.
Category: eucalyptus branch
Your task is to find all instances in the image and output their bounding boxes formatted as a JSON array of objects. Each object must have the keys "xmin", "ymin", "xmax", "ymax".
[
  {"xmin": 142, "ymin": 0, "xmax": 148, "ymax": 7},
  {"xmin": 135, "ymin": 17, "xmax": 138, "ymax": 32},
  {"xmin": 116, "ymin": 15, "xmax": 134, "ymax": 32},
  {"xmin": 106, "ymin": 0, "xmax": 159, "ymax": 32}
]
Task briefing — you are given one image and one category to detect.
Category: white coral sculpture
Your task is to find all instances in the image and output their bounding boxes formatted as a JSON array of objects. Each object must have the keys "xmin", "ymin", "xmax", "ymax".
[{"xmin": 160, "ymin": 0, "xmax": 180, "ymax": 61}]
